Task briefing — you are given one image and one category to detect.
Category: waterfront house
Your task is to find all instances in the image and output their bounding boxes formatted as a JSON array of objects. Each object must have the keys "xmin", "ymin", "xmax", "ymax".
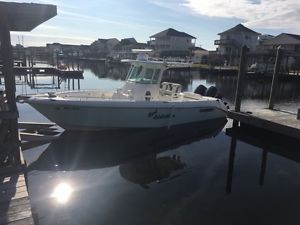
[
  {"xmin": 112, "ymin": 38, "xmax": 147, "ymax": 59},
  {"xmin": 90, "ymin": 38, "xmax": 120, "ymax": 58},
  {"xmin": 260, "ymin": 33, "xmax": 300, "ymax": 53},
  {"xmin": 192, "ymin": 47, "xmax": 209, "ymax": 64},
  {"xmin": 149, "ymin": 28, "xmax": 196, "ymax": 57},
  {"xmin": 215, "ymin": 24, "xmax": 260, "ymax": 65},
  {"xmin": 46, "ymin": 43, "xmax": 90, "ymax": 58},
  {"xmin": 259, "ymin": 33, "xmax": 300, "ymax": 71}
]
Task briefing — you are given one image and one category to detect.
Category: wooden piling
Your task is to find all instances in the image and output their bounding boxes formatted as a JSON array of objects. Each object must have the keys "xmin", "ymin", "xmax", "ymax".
[
  {"xmin": 268, "ymin": 46, "xmax": 282, "ymax": 109},
  {"xmin": 0, "ymin": 17, "xmax": 20, "ymax": 166},
  {"xmin": 234, "ymin": 45, "xmax": 248, "ymax": 112}
]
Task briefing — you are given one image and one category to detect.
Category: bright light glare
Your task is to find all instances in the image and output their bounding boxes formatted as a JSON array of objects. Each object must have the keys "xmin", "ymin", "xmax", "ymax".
[{"xmin": 50, "ymin": 183, "xmax": 73, "ymax": 204}]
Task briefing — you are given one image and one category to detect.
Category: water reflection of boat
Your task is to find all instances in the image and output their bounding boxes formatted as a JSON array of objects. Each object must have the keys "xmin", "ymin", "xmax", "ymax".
[
  {"xmin": 28, "ymin": 118, "xmax": 227, "ymax": 172},
  {"xmin": 23, "ymin": 52, "xmax": 227, "ymax": 130},
  {"xmin": 119, "ymin": 154, "xmax": 186, "ymax": 188}
]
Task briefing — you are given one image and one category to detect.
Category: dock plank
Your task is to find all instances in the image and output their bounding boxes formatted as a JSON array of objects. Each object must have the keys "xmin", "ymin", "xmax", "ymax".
[
  {"xmin": 227, "ymin": 109, "xmax": 300, "ymax": 139},
  {"xmin": 0, "ymin": 163, "xmax": 34, "ymax": 225}
]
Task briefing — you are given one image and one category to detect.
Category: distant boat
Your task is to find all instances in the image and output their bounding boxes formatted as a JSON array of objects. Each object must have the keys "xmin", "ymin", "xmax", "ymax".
[{"xmin": 21, "ymin": 50, "xmax": 228, "ymax": 130}]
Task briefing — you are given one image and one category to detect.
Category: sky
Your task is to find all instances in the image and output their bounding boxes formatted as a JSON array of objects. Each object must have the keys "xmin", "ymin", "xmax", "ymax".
[{"xmin": 5, "ymin": 0, "xmax": 300, "ymax": 50}]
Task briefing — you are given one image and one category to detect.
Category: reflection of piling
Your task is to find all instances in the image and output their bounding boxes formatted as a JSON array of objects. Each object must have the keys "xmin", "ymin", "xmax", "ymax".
[
  {"xmin": 226, "ymin": 136, "xmax": 236, "ymax": 194},
  {"xmin": 268, "ymin": 46, "xmax": 282, "ymax": 109},
  {"xmin": 259, "ymin": 150, "xmax": 268, "ymax": 186}
]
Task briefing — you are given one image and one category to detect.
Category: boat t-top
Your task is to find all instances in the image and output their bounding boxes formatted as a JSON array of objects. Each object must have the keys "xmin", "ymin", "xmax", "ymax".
[{"xmin": 22, "ymin": 50, "xmax": 228, "ymax": 130}]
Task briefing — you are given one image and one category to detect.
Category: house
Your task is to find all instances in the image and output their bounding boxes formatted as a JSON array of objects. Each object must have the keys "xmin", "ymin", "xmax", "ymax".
[
  {"xmin": 111, "ymin": 38, "xmax": 147, "ymax": 59},
  {"xmin": 260, "ymin": 33, "xmax": 300, "ymax": 53},
  {"xmin": 46, "ymin": 43, "xmax": 91, "ymax": 57},
  {"xmin": 149, "ymin": 28, "xmax": 196, "ymax": 57},
  {"xmin": 26, "ymin": 46, "xmax": 48, "ymax": 58},
  {"xmin": 215, "ymin": 24, "xmax": 260, "ymax": 65},
  {"xmin": 90, "ymin": 38, "xmax": 120, "ymax": 58},
  {"xmin": 259, "ymin": 33, "xmax": 300, "ymax": 70},
  {"xmin": 192, "ymin": 47, "xmax": 209, "ymax": 64}
]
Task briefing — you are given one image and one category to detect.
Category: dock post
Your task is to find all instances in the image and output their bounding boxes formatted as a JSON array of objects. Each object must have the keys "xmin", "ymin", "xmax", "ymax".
[
  {"xmin": 0, "ymin": 18, "xmax": 20, "ymax": 165},
  {"xmin": 234, "ymin": 45, "xmax": 248, "ymax": 112},
  {"xmin": 57, "ymin": 76, "xmax": 60, "ymax": 89},
  {"xmin": 268, "ymin": 46, "xmax": 282, "ymax": 109}
]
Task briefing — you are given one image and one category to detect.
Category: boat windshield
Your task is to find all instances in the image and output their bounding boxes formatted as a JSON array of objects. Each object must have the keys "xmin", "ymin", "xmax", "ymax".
[{"xmin": 127, "ymin": 65, "xmax": 161, "ymax": 84}]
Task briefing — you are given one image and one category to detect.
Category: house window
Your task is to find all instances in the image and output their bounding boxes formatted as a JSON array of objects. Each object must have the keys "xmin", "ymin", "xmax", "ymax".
[
  {"xmin": 225, "ymin": 47, "xmax": 231, "ymax": 53},
  {"xmin": 295, "ymin": 45, "xmax": 300, "ymax": 52}
]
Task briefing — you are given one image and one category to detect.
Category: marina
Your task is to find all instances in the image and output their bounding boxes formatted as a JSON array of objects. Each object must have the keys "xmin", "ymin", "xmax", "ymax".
[
  {"xmin": 11, "ymin": 55, "xmax": 300, "ymax": 225},
  {"xmin": 0, "ymin": 1, "xmax": 300, "ymax": 225}
]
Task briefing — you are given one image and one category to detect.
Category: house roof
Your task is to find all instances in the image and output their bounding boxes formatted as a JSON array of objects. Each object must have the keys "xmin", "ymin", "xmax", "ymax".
[
  {"xmin": 194, "ymin": 47, "xmax": 207, "ymax": 51},
  {"xmin": 150, "ymin": 28, "xmax": 196, "ymax": 39},
  {"xmin": 284, "ymin": 33, "xmax": 300, "ymax": 41},
  {"xmin": 0, "ymin": 2, "xmax": 56, "ymax": 31},
  {"xmin": 97, "ymin": 38, "xmax": 119, "ymax": 43},
  {"xmin": 218, "ymin": 24, "xmax": 260, "ymax": 35},
  {"xmin": 120, "ymin": 38, "xmax": 137, "ymax": 45},
  {"xmin": 262, "ymin": 33, "xmax": 300, "ymax": 45}
]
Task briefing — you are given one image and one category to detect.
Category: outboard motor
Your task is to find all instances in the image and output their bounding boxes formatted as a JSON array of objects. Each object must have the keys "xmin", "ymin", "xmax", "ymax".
[
  {"xmin": 205, "ymin": 86, "xmax": 218, "ymax": 97},
  {"xmin": 145, "ymin": 91, "xmax": 151, "ymax": 101},
  {"xmin": 194, "ymin": 84, "xmax": 207, "ymax": 95}
]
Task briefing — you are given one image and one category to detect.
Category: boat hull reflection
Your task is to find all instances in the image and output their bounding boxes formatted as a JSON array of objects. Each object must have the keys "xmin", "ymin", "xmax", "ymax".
[{"xmin": 28, "ymin": 118, "xmax": 227, "ymax": 172}]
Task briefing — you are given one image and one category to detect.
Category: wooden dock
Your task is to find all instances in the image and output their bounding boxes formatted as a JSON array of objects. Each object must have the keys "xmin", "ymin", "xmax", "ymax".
[
  {"xmin": 228, "ymin": 46, "xmax": 300, "ymax": 140},
  {"xmin": 0, "ymin": 151, "xmax": 34, "ymax": 225},
  {"xmin": 227, "ymin": 109, "xmax": 300, "ymax": 139},
  {"xmin": 0, "ymin": 66, "xmax": 83, "ymax": 79}
]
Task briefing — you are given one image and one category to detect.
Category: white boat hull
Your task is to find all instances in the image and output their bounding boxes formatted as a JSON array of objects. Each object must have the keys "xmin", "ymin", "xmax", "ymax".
[{"xmin": 28, "ymin": 99, "xmax": 227, "ymax": 130}]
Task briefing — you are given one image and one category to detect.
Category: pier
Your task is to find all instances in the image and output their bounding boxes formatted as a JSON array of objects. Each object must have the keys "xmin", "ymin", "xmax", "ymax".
[
  {"xmin": 0, "ymin": 2, "xmax": 57, "ymax": 224},
  {"xmin": 191, "ymin": 64, "xmax": 300, "ymax": 81},
  {"xmin": 11, "ymin": 66, "xmax": 83, "ymax": 78},
  {"xmin": 0, "ymin": 66, "xmax": 83, "ymax": 91},
  {"xmin": 228, "ymin": 45, "xmax": 300, "ymax": 140}
]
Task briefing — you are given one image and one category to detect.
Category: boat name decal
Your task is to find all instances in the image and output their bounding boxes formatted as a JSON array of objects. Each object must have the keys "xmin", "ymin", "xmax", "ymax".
[
  {"xmin": 199, "ymin": 108, "xmax": 214, "ymax": 112},
  {"xmin": 148, "ymin": 110, "xmax": 171, "ymax": 119},
  {"xmin": 54, "ymin": 106, "xmax": 80, "ymax": 110}
]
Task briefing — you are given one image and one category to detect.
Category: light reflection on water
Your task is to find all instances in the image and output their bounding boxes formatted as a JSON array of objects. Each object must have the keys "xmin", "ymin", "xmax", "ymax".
[
  {"xmin": 50, "ymin": 182, "xmax": 73, "ymax": 204},
  {"xmin": 9, "ymin": 60, "xmax": 300, "ymax": 224}
]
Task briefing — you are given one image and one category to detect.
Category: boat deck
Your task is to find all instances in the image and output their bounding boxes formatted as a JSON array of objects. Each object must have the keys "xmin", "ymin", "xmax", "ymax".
[{"xmin": 39, "ymin": 91, "xmax": 214, "ymax": 103}]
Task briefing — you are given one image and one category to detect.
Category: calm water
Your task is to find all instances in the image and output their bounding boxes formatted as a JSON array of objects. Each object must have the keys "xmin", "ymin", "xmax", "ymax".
[{"xmin": 3, "ymin": 60, "xmax": 300, "ymax": 225}]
